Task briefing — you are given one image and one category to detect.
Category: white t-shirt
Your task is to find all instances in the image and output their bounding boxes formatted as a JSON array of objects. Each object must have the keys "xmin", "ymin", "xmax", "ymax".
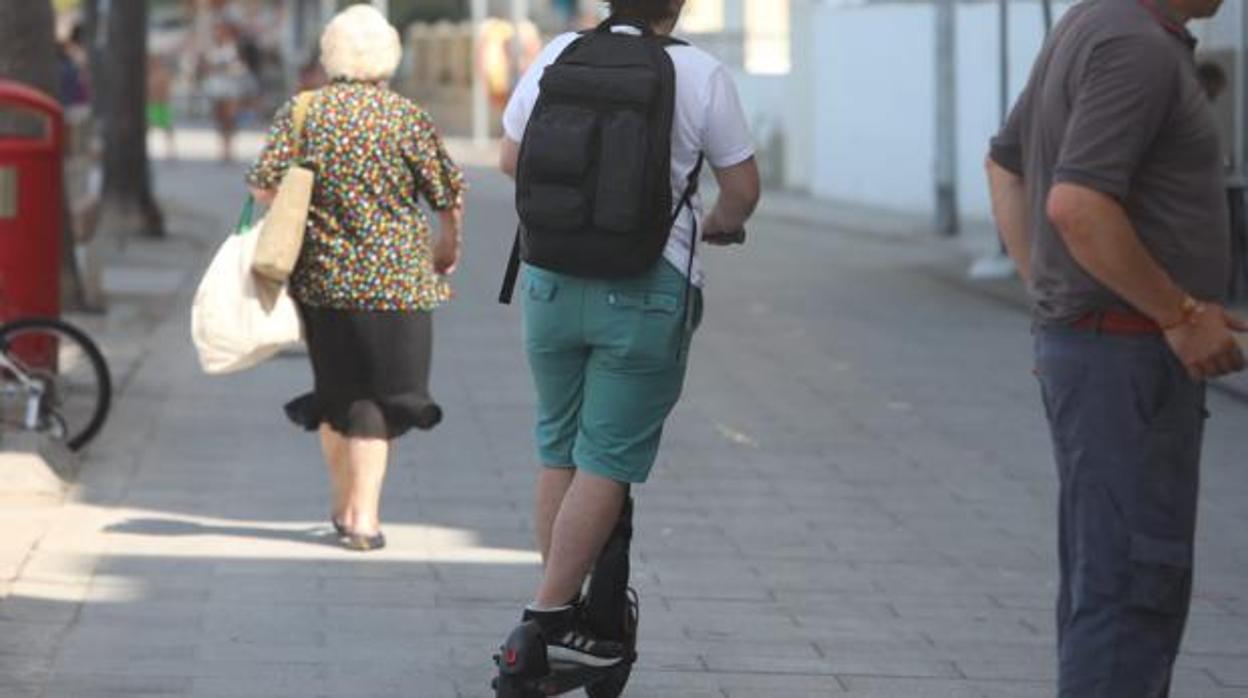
[{"xmin": 503, "ymin": 29, "xmax": 755, "ymax": 288}]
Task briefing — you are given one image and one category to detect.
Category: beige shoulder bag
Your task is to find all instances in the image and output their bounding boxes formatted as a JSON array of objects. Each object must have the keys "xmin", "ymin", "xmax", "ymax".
[{"xmin": 253, "ymin": 91, "xmax": 317, "ymax": 284}]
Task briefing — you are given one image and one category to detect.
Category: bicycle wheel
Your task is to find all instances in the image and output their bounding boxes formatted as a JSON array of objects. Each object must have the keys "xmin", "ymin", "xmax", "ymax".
[{"xmin": 0, "ymin": 317, "xmax": 112, "ymax": 451}]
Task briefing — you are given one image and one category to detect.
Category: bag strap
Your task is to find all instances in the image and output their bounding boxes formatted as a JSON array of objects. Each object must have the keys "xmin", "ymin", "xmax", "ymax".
[
  {"xmin": 671, "ymin": 153, "xmax": 706, "ymax": 230},
  {"xmin": 677, "ymin": 153, "xmax": 706, "ymax": 342},
  {"xmin": 499, "ymin": 227, "xmax": 523, "ymax": 305},
  {"xmin": 233, "ymin": 196, "xmax": 256, "ymax": 236},
  {"xmin": 290, "ymin": 90, "xmax": 317, "ymax": 162}
]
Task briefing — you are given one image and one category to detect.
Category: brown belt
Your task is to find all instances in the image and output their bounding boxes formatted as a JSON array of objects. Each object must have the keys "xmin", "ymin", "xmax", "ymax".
[{"xmin": 1071, "ymin": 310, "xmax": 1163, "ymax": 335}]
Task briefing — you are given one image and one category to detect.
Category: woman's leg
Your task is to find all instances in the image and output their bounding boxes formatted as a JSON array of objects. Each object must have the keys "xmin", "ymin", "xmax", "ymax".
[
  {"xmin": 319, "ymin": 423, "xmax": 351, "ymax": 522},
  {"xmin": 214, "ymin": 99, "xmax": 236, "ymax": 162},
  {"xmin": 343, "ymin": 436, "xmax": 389, "ymax": 535},
  {"xmin": 535, "ymin": 467, "xmax": 576, "ymax": 564}
]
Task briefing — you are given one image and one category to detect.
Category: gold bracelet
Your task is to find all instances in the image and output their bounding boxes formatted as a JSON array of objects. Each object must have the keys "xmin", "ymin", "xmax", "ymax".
[{"xmin": 1160, "ymin": 296, "xmax": 1203, "ymax": 331}]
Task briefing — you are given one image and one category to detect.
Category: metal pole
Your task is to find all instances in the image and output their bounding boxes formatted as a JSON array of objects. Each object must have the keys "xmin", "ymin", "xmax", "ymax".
[
  {"xmin": 471, "ymin": 0, "xmax": 489, "ymax": 146},
  {"xmin": 511, "ymin": 0, "xmax": 530, "ymax": 86},
  {"xmin": 1041, "ymin": 0, "xmax": 1053, "ymax": 34},
  {"xmin": 934, "ymin": 0, "xmax": 958, "ymax": 237},
  {"xmin": 371, "ymin": 0, "xmax": 389, "ymax": 19},
  {"xmin": 999, "ymin": 0, "xmax": 1009, "ymax": 125}
]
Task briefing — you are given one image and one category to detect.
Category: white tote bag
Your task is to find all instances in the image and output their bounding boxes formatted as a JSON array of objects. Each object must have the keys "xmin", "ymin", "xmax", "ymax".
[{"xmin": 191, "ymin": 199, "xmax": 303, "ymax": 375}]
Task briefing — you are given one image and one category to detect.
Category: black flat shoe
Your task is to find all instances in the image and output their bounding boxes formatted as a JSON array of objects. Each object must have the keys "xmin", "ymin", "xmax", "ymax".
[
  {"xmin": 341, "ymin": 530, "xmax": 386, "ymax": 552},
  {"xmin": 331, "ymin": 516, "xmax": 348, "ymax": 536}
]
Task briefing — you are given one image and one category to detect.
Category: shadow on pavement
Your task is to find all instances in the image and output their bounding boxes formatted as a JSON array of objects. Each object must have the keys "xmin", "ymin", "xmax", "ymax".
[{"xmin": 103, "ymin": 518, "xmax": 344, "ymax": 549}]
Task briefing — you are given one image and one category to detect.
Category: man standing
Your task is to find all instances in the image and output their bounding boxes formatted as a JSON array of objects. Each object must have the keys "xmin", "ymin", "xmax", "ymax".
[{"xmin": 986, "ymin": 0, "xmax": 1246, "ymax": 695}]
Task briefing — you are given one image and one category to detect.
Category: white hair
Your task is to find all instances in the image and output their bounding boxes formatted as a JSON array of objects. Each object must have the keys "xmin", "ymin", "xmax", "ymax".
[{"xmin": 319, "ymin": 5, "xmax": 402, "ymax": 82}]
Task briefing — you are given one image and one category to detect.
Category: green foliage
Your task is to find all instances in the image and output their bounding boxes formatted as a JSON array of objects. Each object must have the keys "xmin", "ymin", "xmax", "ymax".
[{"xmin": 389, "ymin": 0, "xmax": 467, "ymax": 24}]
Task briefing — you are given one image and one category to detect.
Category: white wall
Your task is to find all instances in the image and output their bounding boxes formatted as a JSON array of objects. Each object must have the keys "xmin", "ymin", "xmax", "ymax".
[
  {"xmin": 955, "ymin": 1, "xmax": 1072, "ymax": 220},
  {"xmin": 811, "ymin": 4, "xmax": 938, "ymax": 212},
  {"xmin": 793, "ymin": 0, "xmax": 1073, "ymax": 222}
]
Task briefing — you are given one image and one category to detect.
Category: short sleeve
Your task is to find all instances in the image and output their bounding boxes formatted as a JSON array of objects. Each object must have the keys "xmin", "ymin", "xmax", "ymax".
[
  {"xmin": 702, "ymin": 66, "xmax": 755, "ymax": 168},
  {"xmin": 1054, "ymin": 35, "xmax": 1179, "ymax": 199},
  {"xmin": 246, "ymin": 97, "xmax": 298, "ymax": 190},
  {"xmin": 989, "ymin": 88, "xmax": 1029, "ymax": 175},
  {"xmin": 502, "ymin": 35, "xmax": 574, "ymax": 142},
  {"xmin": 407, "ymin": 109, "xmax": 465, "ymax": 212}
]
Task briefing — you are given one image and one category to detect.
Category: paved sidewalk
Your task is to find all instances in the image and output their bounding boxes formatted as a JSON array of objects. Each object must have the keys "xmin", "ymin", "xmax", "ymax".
[{"xmin": 1, "ymin": 154, "xmax": 1246, "ymax": 698}]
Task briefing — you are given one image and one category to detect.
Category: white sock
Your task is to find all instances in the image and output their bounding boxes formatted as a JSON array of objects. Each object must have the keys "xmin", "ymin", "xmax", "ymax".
[{"xmin": 526, "ymin": 603, "xmax": 572, "ymax": 614}]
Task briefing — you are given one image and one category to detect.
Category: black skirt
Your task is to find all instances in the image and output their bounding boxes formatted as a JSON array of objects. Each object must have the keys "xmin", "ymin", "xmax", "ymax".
[{"xmin": 286, "ymin": 304, "xmax": 442, "ymax": 439}]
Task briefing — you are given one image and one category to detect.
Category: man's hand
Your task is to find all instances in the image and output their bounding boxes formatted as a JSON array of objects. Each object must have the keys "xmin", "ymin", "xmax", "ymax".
[
  {"xmin": 701, "ymin": 210, "xmax": 745, "ymax": 246},
  {"xmin": 1164, "ymin": 305, "xmax": 1246, "ymax": 380}
]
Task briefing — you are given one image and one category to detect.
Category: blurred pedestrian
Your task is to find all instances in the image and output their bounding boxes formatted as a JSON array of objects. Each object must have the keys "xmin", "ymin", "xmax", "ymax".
[
  {"xmin": 147, "ymin": 54, "xmax": 177, "ymax": 160},
  {"xmin": 200, "ymin": 21, "xmax": 248, "ymax": 162},
  {"xmin": 986, "ymin": 0, "xmax": 1246, "ymax": 694},
  {"xmin": 297, "ymin": 55, "xmax": 328, "ymax": 92},
  {"xmin": 496, "ymin": 0, "xmax": 759, "ymax": 670},
  {"xmin": 1197, "ymin": 60, "xmax": 1227, "ymax": 102},
  {"xmin": 246, "ymin": 5, "xmax": 465, "ymax": 552},
  {"xmin": 56, "ymin": 23, "xmax": 90, "ymax": 108}
]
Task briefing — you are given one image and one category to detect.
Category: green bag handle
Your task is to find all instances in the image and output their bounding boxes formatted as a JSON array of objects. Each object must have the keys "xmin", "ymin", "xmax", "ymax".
[{"xmin": 234, "ymin": 195, "xmax": 256, "ymax": 236}]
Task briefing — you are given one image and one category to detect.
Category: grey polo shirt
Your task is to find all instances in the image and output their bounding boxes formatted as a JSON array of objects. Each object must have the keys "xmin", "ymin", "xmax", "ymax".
[{"xmin": 990, "ymin": 0, "xmax": 1231, "ymax": 325}]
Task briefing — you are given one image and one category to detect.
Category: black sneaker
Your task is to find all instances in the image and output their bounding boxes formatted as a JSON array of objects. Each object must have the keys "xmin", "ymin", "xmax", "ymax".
[{"xmin": 523, "ymin": 605, "xmax": 626, "ymax": 670}]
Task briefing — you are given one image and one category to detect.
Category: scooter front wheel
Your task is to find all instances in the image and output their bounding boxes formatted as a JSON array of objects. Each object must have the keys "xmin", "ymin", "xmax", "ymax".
[
  {"xmin": 493, "ymin": 674, "xmax": 546, "ymax": 698},
  {"xmin": 584, "ymin": 664, "xmax": 632, "ymax": 698}
]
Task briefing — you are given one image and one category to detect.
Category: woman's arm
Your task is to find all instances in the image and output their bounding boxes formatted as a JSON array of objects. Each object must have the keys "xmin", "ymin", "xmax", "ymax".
[
  {"xmin": 433, "ymin": 207, "xmax": 463, "ymax": 276},
  {"xmin": 249, "ymin": 187, "xmax": 276, "ymax": 207}
]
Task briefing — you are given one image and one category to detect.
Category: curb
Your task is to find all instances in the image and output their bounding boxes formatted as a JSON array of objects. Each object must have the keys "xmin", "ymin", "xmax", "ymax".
[{"xmin": 0, "ymin": 433, "xmax": 79, "ymax": 500}]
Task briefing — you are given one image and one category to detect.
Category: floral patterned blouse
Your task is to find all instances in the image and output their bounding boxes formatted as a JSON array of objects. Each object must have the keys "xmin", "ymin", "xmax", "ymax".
[{"xmin": 246, "ymin": 80, "xmax": 465, "ymax": 312}]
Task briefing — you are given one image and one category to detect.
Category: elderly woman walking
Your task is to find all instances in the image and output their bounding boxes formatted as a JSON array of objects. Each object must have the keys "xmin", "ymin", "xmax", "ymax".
[{"xmin": 246, "ymin": 5, "xmax": 465, "ymax": 551}]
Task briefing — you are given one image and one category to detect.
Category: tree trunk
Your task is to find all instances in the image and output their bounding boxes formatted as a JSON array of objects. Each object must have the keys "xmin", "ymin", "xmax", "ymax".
[
  {"xmin": 0, "ymin": 0, "xmax": 89, "ymax": 312},
  {"xmin": 93, "ymin": 0, "xmax": 164, "ymax": 240}
]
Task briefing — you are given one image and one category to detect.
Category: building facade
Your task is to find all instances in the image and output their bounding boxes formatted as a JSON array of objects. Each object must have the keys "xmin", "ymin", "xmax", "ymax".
[{"xmin": 682, "ymin": 0, "xmax": 1248, "ymax": 236}]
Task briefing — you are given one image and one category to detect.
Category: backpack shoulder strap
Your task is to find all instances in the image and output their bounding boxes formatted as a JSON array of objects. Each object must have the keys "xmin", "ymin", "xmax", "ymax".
[{"xmin": 671, "ymin": 153, "xmax": 706, "ymax": 227}]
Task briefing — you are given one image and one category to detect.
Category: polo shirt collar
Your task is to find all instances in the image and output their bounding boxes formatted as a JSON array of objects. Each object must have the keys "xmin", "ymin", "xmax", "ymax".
[{"xmin": 1138, "ymin": 0, "xmax": 1198, "ymax": 50}]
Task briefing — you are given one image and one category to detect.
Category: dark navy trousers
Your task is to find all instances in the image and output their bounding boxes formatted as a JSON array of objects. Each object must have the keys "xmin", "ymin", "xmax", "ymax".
[{"xmin": 1035, "ymin": 326, "xmax": 1207, "ymax": 698}]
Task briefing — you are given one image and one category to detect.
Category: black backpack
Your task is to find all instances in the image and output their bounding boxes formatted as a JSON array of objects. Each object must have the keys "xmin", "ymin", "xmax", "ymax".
[{"xmin": 500, "ymin": 19, "xmax": 704, "ymax": 303}]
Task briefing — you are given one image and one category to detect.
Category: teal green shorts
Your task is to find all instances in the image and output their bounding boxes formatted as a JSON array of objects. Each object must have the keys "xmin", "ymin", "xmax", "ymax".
[{"xmin": 521, "ymin": 260, "xmax": 702, "ymax": 484}]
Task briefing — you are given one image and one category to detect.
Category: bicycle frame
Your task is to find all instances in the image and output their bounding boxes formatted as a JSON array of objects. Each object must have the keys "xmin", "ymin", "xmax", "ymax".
[{"xmin": 0, "ymin": 347, "xmax": 46, "ymax": 431}]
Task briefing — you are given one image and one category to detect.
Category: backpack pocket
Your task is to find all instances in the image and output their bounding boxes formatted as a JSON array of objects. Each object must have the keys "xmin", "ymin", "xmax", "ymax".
[
  {"xmin": 594, "ymin": 110, "xmax": 649, "ymax": 233},
  {"xmin": 541, "ymin": 65, "xmax": 657, "ymax": 107},
  {"xmin": 525, "ymin": 106, "xmax": 599, "ymax": 180},
  {"xmin": 520, "ymin": 184, "xmax": 590, "ymax": 232}
]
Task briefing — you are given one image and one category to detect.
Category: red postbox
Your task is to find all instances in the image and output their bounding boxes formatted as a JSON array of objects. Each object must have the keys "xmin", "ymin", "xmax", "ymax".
[{"xmin": 0, "ymin": 80, "xmax": 64, "ymax": 324}]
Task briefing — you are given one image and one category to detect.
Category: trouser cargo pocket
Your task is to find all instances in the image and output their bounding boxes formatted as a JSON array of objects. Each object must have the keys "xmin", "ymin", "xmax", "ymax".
[{"xmin": 1126, "ymin": 533, "xmax": 1191, "ymax": 615}]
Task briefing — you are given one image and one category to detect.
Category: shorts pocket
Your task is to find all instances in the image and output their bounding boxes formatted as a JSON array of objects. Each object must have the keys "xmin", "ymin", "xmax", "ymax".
[
  {"xmin": 521, "ymin": 271, "xmax": 564, "ymax": 352},
  {"xmin": 605, "ymin": 289, "xmax": 682, "ymax": 366},
  {"xmin": 1125, "ymin": 533, "xmax": 1191, "ymax": 615},
  {"xmin": 526, "ymin": 274, "xmax": 557, "ymax": 302}
]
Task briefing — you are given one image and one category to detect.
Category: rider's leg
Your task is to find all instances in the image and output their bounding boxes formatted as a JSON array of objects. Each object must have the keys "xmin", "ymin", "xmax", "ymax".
[
  {"xmin": 535, "ymin": 467, "xmax": 576, "ymax": 564},
  {"xmin": 534, "ymin": 470, "xmax": 627, "ymax": 608}
]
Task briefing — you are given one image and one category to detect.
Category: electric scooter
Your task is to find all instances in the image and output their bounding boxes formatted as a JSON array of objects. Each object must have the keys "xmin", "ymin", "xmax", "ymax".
[{"xmin": 493, "ymin": 497, "xmax": 638, "ymax": 698}]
